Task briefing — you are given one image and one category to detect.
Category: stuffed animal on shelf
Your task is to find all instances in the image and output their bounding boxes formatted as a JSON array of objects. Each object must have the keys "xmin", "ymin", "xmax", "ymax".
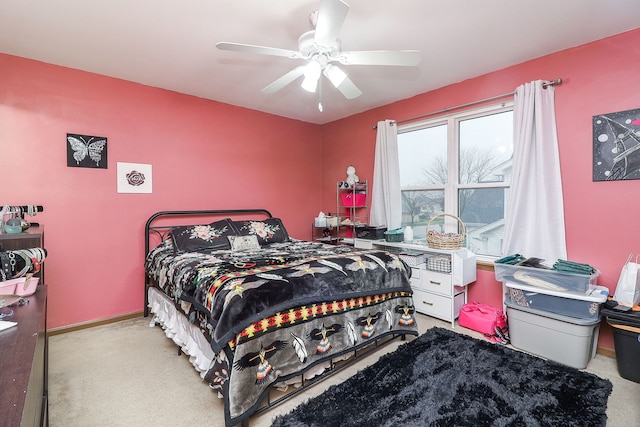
[{"xmin": 345, "ymin": 165, "xmax": 359, "ymax": 187}]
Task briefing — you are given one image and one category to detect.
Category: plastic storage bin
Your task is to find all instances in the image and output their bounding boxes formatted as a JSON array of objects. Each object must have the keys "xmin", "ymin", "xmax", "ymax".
[
  {"xmin": 355, "ymin": 226, "xmax": 386, "ymax": 240},
  {"xmin": 0, "ymin": 280, "xmax": 16, "ymax": 294},
  {"xmin": 494, "ymin": 263, "xmax": 599, "ymax": 293},
  {"xmin": 0, "ymin": 276, "xmax": 40, "ymax": 297},
  {"xmin": 504, "ymin": 282, "xmax": 608, "ymax": 320},
  {"xmin": 14, "ymin": 276, "xmax": 39, "ymax": 296},
  {"xmin": 384, "ymin": 229, "xmax": 404, "ymax": 242},
  {"xmin": 505, "ymin": 301, "xmax": 601, "ymax": 369}
]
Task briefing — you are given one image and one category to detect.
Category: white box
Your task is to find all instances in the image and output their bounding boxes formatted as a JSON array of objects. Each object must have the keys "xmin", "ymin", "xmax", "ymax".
[
  {"xmin": 452, "ymin": 248, "xmax": 476, "ymax": 287},
  {"xmin": 505, "ymin": 301, "xmax": 600, "ymax": 369}
]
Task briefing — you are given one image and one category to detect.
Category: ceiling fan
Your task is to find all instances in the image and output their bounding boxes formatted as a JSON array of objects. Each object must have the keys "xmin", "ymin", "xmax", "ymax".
[{"xmin": 216, "ymin": 0, "xmax": 421, "ymax": 107}]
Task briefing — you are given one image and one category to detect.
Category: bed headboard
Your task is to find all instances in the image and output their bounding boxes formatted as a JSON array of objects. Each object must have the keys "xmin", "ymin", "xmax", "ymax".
[
  {"xmin": 144, "ymin": 209, "xmax": 273, "ymax": 255},
  {"xmin": 143, "ymin": 209, "xmax": 273, "ymax": 317}
]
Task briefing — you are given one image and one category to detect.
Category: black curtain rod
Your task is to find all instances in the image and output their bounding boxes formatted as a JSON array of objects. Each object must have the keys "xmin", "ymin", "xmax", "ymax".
[{"xmin": 372, "ymin": 78, "xmax": 563, "ymax": 129}]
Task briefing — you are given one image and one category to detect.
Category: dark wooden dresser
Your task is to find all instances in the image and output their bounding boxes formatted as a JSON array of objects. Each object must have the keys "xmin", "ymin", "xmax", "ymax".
[
  {"xmin": 0, "ymin": 226, "xmax": 48, "ymax": 426},
  {"xmin": 0, "ymin": 285, "xmax": 48, "ymax": 426}
]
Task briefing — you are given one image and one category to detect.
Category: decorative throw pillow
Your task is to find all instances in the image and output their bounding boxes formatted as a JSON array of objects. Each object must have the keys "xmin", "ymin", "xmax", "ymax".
[
  {"xmin": 171, "ymin": 218, "xmax": 237, "ymax": 252},
  {"xmin": 231, "ymin": 218, "xmax": 289, "ymax": 246},
  {"xmin": 228, "ymin": 235, "xmax": 261, "ymax": 251}
]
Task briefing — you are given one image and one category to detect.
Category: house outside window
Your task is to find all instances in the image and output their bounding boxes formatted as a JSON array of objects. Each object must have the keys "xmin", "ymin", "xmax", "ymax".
[{"xmin": 397, "ymin": 103, "xmax": 513, "ymax": 257}]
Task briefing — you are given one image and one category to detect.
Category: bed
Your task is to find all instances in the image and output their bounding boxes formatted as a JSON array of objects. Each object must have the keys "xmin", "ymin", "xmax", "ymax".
[{"xmin": 143, "ymin": 209, "xmax": 418, "ymax": 426}]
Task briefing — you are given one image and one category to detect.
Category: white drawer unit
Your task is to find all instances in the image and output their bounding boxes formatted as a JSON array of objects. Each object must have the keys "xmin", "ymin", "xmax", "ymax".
[
  {"xmin": 355, "ymin": 238, "xmax": 477, "ymax": 327},
  {"xmin": 419, "ymin": 270, "xmax": 453, "ymax": 296},
  {"xmin": 413, "ymin": 288, "xmax": 467, "ymax": 322}
]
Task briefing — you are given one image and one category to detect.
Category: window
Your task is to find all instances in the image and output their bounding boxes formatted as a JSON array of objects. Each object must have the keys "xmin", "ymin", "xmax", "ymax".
[{"xmin": 397, "ymin": 103, "xmax": 513, "ymax": 257}]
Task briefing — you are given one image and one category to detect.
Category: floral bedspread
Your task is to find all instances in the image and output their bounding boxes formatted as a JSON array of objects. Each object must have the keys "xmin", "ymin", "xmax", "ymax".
[{"xmin": 145, "ymin": 239, "xmax": 418, "ymax": 426}]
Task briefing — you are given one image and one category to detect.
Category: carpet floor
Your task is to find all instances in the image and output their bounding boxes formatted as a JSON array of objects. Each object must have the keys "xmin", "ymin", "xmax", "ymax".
[
  {"xmin": 48, "ymin": 314, "xmax": 640, "ymax": 427},
  {"xmin": 272, "ymin": 327, "xmax": 612, "ymax": 426}
]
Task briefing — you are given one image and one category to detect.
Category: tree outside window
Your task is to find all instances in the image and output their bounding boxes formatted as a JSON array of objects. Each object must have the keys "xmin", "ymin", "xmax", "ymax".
[{"xmin": 397, "ymin": 104, "xmax": 513, "ymax": 257}]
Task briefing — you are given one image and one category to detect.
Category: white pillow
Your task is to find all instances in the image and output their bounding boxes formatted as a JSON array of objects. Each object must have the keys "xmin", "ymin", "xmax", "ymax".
[{"xmin": 228, "ymin": 235, "xmax": 261, "ymax": 251}]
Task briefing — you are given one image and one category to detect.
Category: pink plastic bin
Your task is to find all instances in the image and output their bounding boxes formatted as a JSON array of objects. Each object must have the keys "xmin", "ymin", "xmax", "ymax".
[
  {"xmin": 0, "ymin": 280, "xmax": 16, "ymax": 294},
  {"xmin": 3, "ymin": 276, "xmax": 40, "ymax": 297},
  {"xmin": 341, "ymin": 193, "xmax": 366, "ymax": 207}
]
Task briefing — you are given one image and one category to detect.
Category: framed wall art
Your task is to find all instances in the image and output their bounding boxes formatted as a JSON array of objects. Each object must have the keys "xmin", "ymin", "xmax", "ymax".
[
  {"xmin": 593, "ymin": 107, "xmax": 640, "ymax": 181},
  {"xmin": 117, "ymin": 162, "xmax": 152, "ymax": 194},
  {"xmin": 67, "ymin": 133, "xmax": 108, "ymax": 169}
]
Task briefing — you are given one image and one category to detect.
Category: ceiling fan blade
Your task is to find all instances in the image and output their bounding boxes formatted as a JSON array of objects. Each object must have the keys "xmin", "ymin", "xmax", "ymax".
[
  {"xmin": 216, "ymin": 42, "xmax": 302, "ymax": 59},
  {"xmin": 314, "ymin": 0, "xmax": 349, "ymax": 47},
  {"xmin": 262, "ymin": 66, "xmax": 306, "ymax": 94},
  {"xmin": 338, "ymin": 50, "xmax": 422, "ymax": 66},
  {"xmin": 334, "ymin": 74, "xmax": 362, "ymax": 99}
]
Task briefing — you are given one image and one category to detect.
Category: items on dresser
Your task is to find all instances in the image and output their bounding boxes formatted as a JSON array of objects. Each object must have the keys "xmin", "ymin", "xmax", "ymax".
[
  {"xmin": 4, "ymin": 217, "xmax": 23, "ymax": 233},
  {"xmin": 0, "ymin": 204, "xmax": 43, "ymax": 219},
  {"xmin": 0, "ymin": 275, "xmax": 40, "ymax": 297},
  {"xmin": 0, "ymin": 248, "xmax": 47, "ymax": 281},
  {"xmin": 0, "ymin": 226, "xmax": 47, "ymax": 283},
  {"xmin": 0, "ymin": 204, "xmax": 44, "ymax": 233}
]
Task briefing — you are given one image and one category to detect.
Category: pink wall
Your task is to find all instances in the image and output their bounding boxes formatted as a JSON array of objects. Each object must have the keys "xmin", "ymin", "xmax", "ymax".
[
  {"xmin": 321, "ymin": 28, "xmax": 640, "ymax": 350},
  {"xmin": 0, "ymin": 54, "xmax": 322, "ymax": 329},
  {"xmin": 2, "ymin": 29, "xmax": 639, "ymax": 351}
]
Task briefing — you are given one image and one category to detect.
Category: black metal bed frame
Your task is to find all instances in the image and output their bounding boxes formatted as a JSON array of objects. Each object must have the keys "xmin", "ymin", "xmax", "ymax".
[
  {"xmin": 142, "ymin": 209, "xmax": 411, "ymax": 427},
  {"xmin": 143, "ymin": 209, "xmax": 273, "ymax": 316}
]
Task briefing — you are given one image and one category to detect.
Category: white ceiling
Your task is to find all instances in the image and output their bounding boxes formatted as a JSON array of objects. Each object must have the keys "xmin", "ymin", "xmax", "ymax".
[{"xmin": 1, "ymin": 1, "xmax": 639, "ymax": 125}]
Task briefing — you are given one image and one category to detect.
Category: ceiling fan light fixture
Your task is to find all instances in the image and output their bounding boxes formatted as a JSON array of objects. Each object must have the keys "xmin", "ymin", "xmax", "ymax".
[
  {"xmin": 301, "ymin": 60, "xmax": 322, "ymax": 92},
  {"xmin": 324, "ymin": 64, "xmax": 347, "ymax": 87},
  {"xmin": 218, "ymin": 0, "xmax": 420, "ymax": 108}
]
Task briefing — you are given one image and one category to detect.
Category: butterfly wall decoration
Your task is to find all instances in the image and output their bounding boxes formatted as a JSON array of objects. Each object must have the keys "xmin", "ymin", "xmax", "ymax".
[{"xmin": 67, "ymin": 133, "xmax": 108, "ymax": 169}]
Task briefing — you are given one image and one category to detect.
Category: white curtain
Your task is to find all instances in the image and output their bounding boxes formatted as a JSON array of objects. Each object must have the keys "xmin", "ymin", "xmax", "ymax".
[
  {"xmin": 502, "ymin": 80, "xmax": 567, "ymax": 263},
  {"xmin": 370, "ymin": 120, "xmax": 402, "ymax": 229}
]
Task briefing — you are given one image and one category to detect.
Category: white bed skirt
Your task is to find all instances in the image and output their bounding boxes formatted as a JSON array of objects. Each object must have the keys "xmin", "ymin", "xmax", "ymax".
[{"xmin": 147, "ymin": 287, "xmax": 214, "ymax": 377}]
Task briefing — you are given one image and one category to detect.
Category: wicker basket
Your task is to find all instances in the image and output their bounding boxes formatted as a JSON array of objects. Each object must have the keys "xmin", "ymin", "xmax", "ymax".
[{"xmin": 426, "ymin": 213, "xmax": 466, "ymax": 250}]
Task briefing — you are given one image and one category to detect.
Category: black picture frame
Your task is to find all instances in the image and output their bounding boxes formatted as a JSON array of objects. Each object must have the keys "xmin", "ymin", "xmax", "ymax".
[
  {"xmin": 593, "ymin": 108, "xmax": 640, "ymax": 181},
  {"xmin": 66, "ymin": 133, "xmax": 108, "ymax": 169}
]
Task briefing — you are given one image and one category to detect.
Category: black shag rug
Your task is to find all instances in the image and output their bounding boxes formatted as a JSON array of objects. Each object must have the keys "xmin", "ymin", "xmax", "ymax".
[{"xmin": 271, "ymin": 327, "xmax": 612, "ymax": 427}]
